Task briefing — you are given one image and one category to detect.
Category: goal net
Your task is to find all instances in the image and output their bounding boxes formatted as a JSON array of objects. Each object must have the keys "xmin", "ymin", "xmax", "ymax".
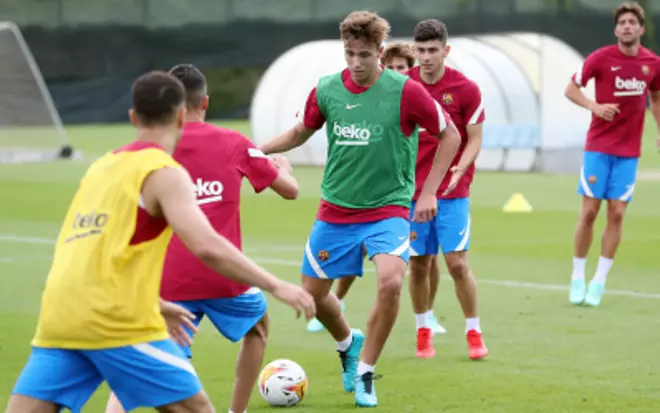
[{"xmin": 0, "ymin": 21, "xmax": 74, "ymax": 164}]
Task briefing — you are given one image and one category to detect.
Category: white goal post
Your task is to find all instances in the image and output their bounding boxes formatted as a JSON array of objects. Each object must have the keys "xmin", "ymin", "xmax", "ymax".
[{"xmin": 0, "ymin": 21, "xmax": 74, "ymax": 164}]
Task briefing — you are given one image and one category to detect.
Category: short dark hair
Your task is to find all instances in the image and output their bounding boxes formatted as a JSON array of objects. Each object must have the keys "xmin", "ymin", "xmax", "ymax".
[
  {"xmin": 413, "ymin": 19, "xmax": 448, "ymax": 44},
  {"xmin": 382, "ymin": 42, "xmax": 415, "ymax": 68},
  {"xmin": 131, "ymin": 71, "xmax": 185, "ymax": 127},
  {"xmin": 613, "ymin": 2, "xmax": 645, "ymax": 26},
  {"xmin": 168, "ymin": 64, "xmax": 208, "ymax": 109}
]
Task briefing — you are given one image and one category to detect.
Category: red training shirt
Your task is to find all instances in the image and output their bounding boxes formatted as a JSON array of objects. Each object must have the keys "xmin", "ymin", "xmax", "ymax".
[
  {"xmin": 406, "ymin": 66, "xmax": 485, "ymax": 200},
  {"xmin": 571, "ymin": 45, "xmax": 660, "ymax": 158},
  {"xmin": 160, "ymin": 122, "xmax": 279, "ymax": 300}
]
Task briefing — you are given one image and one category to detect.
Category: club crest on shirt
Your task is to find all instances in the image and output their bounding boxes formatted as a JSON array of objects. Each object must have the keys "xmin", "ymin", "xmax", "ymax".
[
  {"xmin": 441, "ymin": 93, "xmax": 454, "ymax": 105},
  {"xmin": 588, "ymin": 175, "xmax": 597, "ymax": 184},
  {"xmin": 318, "ymin": 250, "xmax": 330, "ymax": 261},
  {"xmin": 410, "ymin": 231, "xmax": 418, "ymax": 241},
  {"xmin": 641, "ymin": 65, "xmax": 650, "ymax": 75}
]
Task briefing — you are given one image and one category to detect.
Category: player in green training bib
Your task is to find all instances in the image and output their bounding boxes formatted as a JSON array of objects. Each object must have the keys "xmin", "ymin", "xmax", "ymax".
[{"xmin": 259, "ymin": 11, "xmax": 460, "ymax": 408}]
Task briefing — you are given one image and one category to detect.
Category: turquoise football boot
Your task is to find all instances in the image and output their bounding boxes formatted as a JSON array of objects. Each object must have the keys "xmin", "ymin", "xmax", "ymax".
[
  {"xmin": 569, "ymin": 279, "xmax": 586, "ymax": 305},
  {"xmin": 338, "ymin": 328, "xmax": 364, "ymax": 392},
  {"xmin": 428, "ymin": 314, "xmax": 447, "ymax": 334},
  {"xmin": 355, "ymin": 372, "xmax": 382, "ymax": 408},
  {"xmin": 584, "ymin": 281, "xmax": 605, "ymax": 307}
]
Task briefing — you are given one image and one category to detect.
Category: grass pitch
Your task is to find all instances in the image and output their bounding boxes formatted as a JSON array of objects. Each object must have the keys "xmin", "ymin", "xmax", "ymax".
[{"xmin": 1, "ymin": 119, "xmax": 659, "ymax": 412}]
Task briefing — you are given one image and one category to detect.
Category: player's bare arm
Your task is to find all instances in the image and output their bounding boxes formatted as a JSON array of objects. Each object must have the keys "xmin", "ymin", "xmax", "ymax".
[
  {"xmin": 443, "ymin": 122, "xmax": 482, "ymax": 196},
  {"xmin": 259, "ymin": 122, "xmax": 316, "ymax": 155},
  {"xmin": 650, "ymin": 90, "xmax": 660, "ymax": 150},
  {"xmin": 268, "ymin": 155, "xmax": 300, "ymax": 199},
  {"xmin": 565, "ymin": 81, "xmax": 619, "ymax": 121},
  {"xmin": 142, "ymin": 166, "xmax": 316, "ymax": 320}
]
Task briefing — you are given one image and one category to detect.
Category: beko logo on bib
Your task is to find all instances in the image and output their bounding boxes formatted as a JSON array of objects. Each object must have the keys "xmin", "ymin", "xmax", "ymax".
[
  {"xmin": 614, "ymin": 76, "xmax": 646, "ymax": 96},
  {"xmin": 332, "ymin": 121, "xmax": 384, "ymax": 145},
  {"xmin": 194, "ymin": 178, "xmax": 224, "ymax": 205}
]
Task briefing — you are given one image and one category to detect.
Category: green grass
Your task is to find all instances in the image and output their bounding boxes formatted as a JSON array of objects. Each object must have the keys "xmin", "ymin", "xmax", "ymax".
[{"xmin": 1, "ymin": 117, "xmax": 660, "ymax": 412}]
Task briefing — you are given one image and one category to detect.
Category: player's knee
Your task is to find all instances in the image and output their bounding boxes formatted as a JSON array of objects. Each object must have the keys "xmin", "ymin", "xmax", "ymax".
[
  {"xmin": 607, "ymin": 201, "xmax": 626, "ymax": 225},
  {"xmin": 158, "ymin": 390, "xmax": 214, "ymax": 413},
  {"xmin": 409, "ymin": 256, "xmax": 432, "ymax": 279},
  {"xmin": 301, "ymin": 277, "xmax": 333, "ymax": 302},
  {"xmin": 445, "ymin": 253, "xmax": 469, "ymax": 279},
  {"xmin": 377, "ymin": 270, "xmax": 404, "ymax": 299},
  {"xmin": 580, "ymin": 201, "xmax": 600, "ymax": 224}
]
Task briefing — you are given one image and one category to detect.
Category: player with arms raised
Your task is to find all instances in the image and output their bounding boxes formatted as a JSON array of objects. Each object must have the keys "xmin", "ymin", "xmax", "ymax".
[
  {"xmin": 405, "ymin": 19, "xmax": 487, "ymax": 360},
  {"xmin": 566, "ymin": 1, "xmax": 660, "ymax": 307},
  {"xmin": 104, "ymin": 64, "xmax": 300, "ymax": 413},
  {"xmin": 260, "ymin": 11, "xmax": 460, "ymax": 408},
  {"xmin": 5, "ymin": 71, "xmax": 314, "ymax": 413},
  {"xmin": 303, "ymin": 41, "xmax": 451, "ymax": 335}
]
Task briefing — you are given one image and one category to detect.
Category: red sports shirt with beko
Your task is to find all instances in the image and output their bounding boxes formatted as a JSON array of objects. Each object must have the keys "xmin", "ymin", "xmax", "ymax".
[
  {"xmin": 406, "ymin": 66, "xmax": 485, "ymax": 200},
  {"xmin": 160, "ymin": 122, "xmax": 279, "ymax": 300},
  {"xmin": 572, "ymin": 45, "xmax": 660, "ymax": 158}
]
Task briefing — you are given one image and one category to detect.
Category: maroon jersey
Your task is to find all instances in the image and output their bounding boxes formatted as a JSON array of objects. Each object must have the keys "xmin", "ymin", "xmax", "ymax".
[
  {"xmin": 571, "ymin": 45, "xmax": 660, "ymax": 158},
  {"xmin": 406, "ymin": 66, "xmax": 485, "ymax": 200},
  {"xmin": 303, "ymin": 67, "xmax": 453, "ymax": 223},
  {"xmin": 160, "ymin": 122, "xmax": 279, "ymax": 300}
]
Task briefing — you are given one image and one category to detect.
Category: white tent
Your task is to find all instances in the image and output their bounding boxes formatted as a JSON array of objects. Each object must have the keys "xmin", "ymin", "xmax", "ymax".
[{"xmin": 250, "ymin": 33, "xmax": 594, "ymax": 173}]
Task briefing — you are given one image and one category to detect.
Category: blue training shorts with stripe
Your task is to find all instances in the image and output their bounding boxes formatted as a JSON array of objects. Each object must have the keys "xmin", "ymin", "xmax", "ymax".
[{"xmin": 12, "ymin": 339, "xmax": 202, "ymax": 412}]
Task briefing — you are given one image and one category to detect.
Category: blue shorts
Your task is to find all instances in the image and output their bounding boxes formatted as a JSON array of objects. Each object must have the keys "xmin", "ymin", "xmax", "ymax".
[
  {"xmin": 409, "ymin": 197, "xmax": 471, "ymax": 256},
  {"xmin": 175, "ymin": 287, "xmax": 267, "ymax": 357},
  {"xmin": 301, "ymin": 217, "xmax": 410, "ymax": 279},
  {"xmin": 578, "ymin": 151, "xmax": 638, "ymax": 202},
  {"xmin": 12, "ymin": 339, "xmax": 201, "ymax": 413}
]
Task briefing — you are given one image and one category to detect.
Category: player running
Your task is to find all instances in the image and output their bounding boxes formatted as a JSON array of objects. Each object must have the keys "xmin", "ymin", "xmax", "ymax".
[
  {"xmin": 260, "ymin": 11, "xmax": 460, "ymax": 408},
  {"xmin": 406, "ymin": 19, "xmax": 487, "ymax": 360},
  {"xmin": 5, "ymin": 71, "xmax": 315, "ymax": 413},
  {"xmin": 303, "ymin": 41, "xmax": 449, "ymax": 335},
  {"xmin": 104, "ymin": 64, "xmax": 300, "ymax": 413},
  {"xmin": 566, "ymin": 1, "xmax": 660, "ymax": 307}
]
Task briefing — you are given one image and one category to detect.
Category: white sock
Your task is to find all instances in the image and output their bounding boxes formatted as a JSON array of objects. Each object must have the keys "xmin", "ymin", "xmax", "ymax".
[
  {"xmin": 572, "ymin": 257, "xmax": 586, "ymax": 281},
  {"xmin": 415, "ymin": 312, "xmax": 429, "ymax": 329},
  {"xmin": 466, "ymin": 317, "xmax": 481, "ymax": 333},
  {"xmin": 357, "ymin": 361, "xmax": 375, "ymax": 376},
  {"xmin": 592, "ymin": 256, "xmax": 613, "ymax": 285},
  {"xmin": 337, "ymin": 331, "xmax": 353, "ymax": 352}
]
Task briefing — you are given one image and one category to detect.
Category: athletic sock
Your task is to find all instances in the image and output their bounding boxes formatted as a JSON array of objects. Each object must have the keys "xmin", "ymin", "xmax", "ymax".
[
  {"xmin": 415, "ymin": 312, "xmax": 429, "ymax": 329},
  {"xmin": 466, "ymin": 317, "xmax": 481, "ymax": 334},
  {"xmin": 592, "ymin": 256, "xmax": 613, "ymax": 285},
  {"xmin": 337, "ymin": 331, "xmax": 353, "ymax": 352},
  {"xmin": 572, "ymin": 257, "xmax": 586, "ymax": 281},
  {"xmin": 357, "ymin": 361, "xmax": 375, "ymax": 376}
]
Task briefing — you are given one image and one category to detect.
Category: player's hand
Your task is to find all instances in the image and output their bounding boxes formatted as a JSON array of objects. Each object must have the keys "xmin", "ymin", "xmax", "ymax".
[
  {"xmin": 591, "ymin": 103, "xmax": 620, "ymax": 121},
  {"xmin": 160, "ymin": 300, "xmax": 197, "ymax": 347},
  {"xmin": 413, "ymin": 192, "xmax": 438, "ymax": 223},
  {"xmin": 270, "ymin": 155, "xmax": 293, "ymax": 174},
  {"xmin": 442, "ymin": 166, "xmax": 465, "ymax": 196},
  {"xmin": 271, "ymin": 281, "xmax": 316, "ymax": 320}
]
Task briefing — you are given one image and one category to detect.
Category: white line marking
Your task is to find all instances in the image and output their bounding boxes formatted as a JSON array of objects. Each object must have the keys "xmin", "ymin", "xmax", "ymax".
[
  {"xmin": 2, "ymin": 234, "xmax": 659, "ymax": 299},
  {"xmin": 0, "ymin": 235, "xmax": 55, "ymax": 244}
]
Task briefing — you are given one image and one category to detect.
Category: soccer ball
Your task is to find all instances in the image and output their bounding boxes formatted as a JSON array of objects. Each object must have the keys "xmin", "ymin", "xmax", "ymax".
[{"xmin": 258, "ymin": 359, "xmax": 308, "ymax": 407}]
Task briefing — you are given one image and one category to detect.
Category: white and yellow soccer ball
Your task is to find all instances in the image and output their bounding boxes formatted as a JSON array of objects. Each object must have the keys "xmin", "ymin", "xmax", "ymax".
[{"xmin": 258, "ymin": 359, "xmax": 308, "ymax": 407}]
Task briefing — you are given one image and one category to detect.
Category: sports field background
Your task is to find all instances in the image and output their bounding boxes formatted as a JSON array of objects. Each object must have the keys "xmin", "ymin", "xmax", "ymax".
[{"xmin": 1, "ymin": 116, "xmax": 659, "ymax": 412}]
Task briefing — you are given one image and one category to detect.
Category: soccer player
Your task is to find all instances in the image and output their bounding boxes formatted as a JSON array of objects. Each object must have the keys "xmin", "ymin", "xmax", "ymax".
[
  {"xmin": 5, "ymin": 71, "xmax": 315, "ymax": 413},
  {"xmin": 304, "ymin": 40, "xmax": 444, "ymax": 335},
  {"xmin": 259, "ymin": 11, "xmax": 461, "ymax": 407},
  {"xmin": 104, "ymin": 64, "xmax": 300, "ymax": 413},
  {"xmin": 406, "ymin": 19, "xmax": 487, "ymax": 360},
  {"xmin": 566, "ymin": 1, "xmax": 660, "ymax": 307}
]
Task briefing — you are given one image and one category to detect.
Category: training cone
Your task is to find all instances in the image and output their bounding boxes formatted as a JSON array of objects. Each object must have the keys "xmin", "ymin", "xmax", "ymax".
[{"xmin": 503, "ymin": 193, "xmax": 533, "ymax": 213}]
